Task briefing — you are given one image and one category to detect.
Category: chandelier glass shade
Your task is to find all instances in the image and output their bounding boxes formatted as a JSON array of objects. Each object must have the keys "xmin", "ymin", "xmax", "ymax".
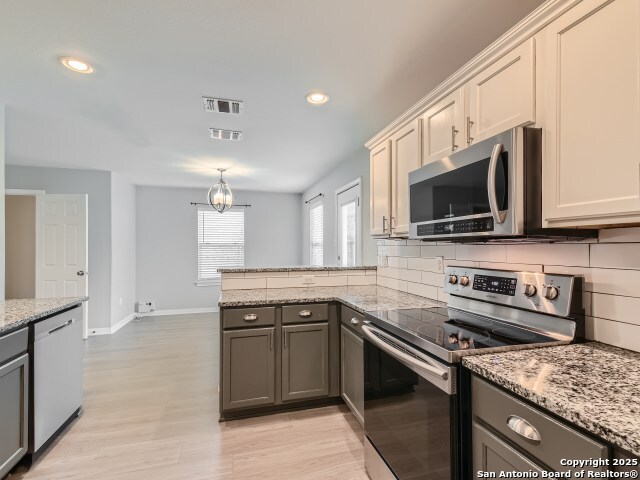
[{"xmin": 208, "ymin": 168, "xmax": 234, "ymax": 213}]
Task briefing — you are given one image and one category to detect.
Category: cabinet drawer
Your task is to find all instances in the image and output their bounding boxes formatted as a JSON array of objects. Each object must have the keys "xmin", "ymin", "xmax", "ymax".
[
  {"xmin": 472, "ymin": 376, "xmax": 608, "ymax": 472},
  {"xmin": 0, "ymin": 328, "xmax": 28, "ymax": 365},
  {"xmin": 340, "ymin": 305, "xmax": 364, "ymax": 336},
  {"xmin": 282, "ymin": 304, "xmax": 328, "ymax": 324},
  {"xmin": 223, "ymin": 307, "xmax": 275, "ymax": 329}
]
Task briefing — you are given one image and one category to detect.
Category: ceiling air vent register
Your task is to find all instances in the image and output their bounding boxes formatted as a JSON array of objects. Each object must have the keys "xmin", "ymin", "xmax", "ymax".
[
  {"xmin": 209, "ymin": 128, "xmax": 243, "ymax": 141},
  {"xmin": 202, "ymin": 97, "xmax": 244, "ymax": 114}
]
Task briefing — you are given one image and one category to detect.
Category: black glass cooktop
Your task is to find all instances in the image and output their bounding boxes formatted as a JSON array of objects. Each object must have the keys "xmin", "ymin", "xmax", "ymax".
[{"xmin": 365, "ymin": 307, "xmax": 559, "ymax": 354}]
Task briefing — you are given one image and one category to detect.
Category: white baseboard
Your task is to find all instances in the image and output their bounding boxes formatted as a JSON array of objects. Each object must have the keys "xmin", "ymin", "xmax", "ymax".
[
  {"xmin": 90, "ymin": 313, "xmax": 136, "ymax": 336},
  {"xmin": 142, "ymin": 307, "xmax": 219, "ymax": 317}
]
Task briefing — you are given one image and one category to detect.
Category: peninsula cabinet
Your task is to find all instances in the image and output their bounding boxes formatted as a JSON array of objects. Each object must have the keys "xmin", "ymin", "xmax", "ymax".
[
  {"xmin": 466, "ymin": 37, "xmax": 536, "ymax": 146},
  {"xmin": 390, "ymin": 118, "xmax": 422, "ymax": 237},
  {"xmin": 542, "ymin": 0, "xmax": 640, "ymax": 227},
  {"xmin": 421, "ymin": 88, "xmax": 465, "ymax": 165},
  {"xmin": 369, "ymin": 140, "xmax": 391, "ymax": 236}
]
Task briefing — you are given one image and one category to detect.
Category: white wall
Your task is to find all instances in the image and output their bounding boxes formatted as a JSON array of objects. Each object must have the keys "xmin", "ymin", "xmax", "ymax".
[
  {"xmin": 376, "ymin": 234, "xmax": 640, "ymax": 354},
  {"xmin": 136, "ymin": 186, "xmax": 302, "ymax": 311},
  {"xmin": 0, "ymin": 106, "xmax": 5, "ymax": 300},
  {"xmin": 5, "ymin": 165, "xmax": 113, "ymax": 330},
  {"xmin": 5, "ymin": 195, "xmax": 35, "ymax": 299},
  {"xmin": 110, "ymin": 173, "xmax": 136, "ymax": 326},
  {"xmin": 302, "ymin": 148, "xmax": 377, "ymax": 266}
]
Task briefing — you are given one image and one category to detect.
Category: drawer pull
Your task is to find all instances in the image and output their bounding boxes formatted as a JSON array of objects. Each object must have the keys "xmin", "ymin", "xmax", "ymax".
[
  {"xmin": 243, "ymin": 314, "xmax": 258, "ymax": 321},
  {"xmin": 350, "ymin": 317, "xmax": 360, "ymax": 325},
  {"xmin": 299, "ymin": 310, "xmax": 312, "ymax": 318},
  {"xmin": 507, "ymin": 415, "xmax": 542, "ymax": 443}
]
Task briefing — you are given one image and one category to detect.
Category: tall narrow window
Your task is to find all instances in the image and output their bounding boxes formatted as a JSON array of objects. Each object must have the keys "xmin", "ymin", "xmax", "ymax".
[
  {"xmin": 197, "ymin": 207, "xmax": 245, "ymax": 283},
  {"xmin": 309, "ymin": 202, "xmax": 323, "ymax": 266}
]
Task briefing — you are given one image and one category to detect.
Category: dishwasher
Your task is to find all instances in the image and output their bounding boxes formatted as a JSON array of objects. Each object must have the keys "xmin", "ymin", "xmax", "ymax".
[{"xmin": 30, "ymin": 306, "xmax": 84, "ymax": 454}]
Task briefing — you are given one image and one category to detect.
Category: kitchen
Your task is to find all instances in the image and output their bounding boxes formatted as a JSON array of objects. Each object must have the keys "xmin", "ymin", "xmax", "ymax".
[{"xmin": 1, "ymin": 0, "xmax": 640, "ymax": 479}]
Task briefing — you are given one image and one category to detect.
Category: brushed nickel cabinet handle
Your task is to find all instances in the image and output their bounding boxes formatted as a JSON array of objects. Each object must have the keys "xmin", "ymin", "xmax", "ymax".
[
  {"xmin": 451, "ymin": 125, "xmax": 459, "ymax": 151},
  {"xmin": 506, "ymin": 415, "xmax": 542, "ymax": 443},
  {"xmin": 466, "ymin": 116, "xmax": 474, "ymax": 145},
  {"xmin": 299, "ymin": 310, "xmax": 312, "ymax": 318},
  {"xmin": 243, "ymin": 314, "xmax": 258, "ymax": 321},
  {"xmin": 350, "ymin": 317, "xmax": 359, "ymax": 325},
  {"xmin": 269, "ymin": 331, "xmax": 273, "ymax": 350}
]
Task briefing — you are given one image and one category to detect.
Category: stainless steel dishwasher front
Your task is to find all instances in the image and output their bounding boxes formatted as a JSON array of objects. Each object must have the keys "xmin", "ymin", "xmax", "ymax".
[{"xmin": 31, "ymin": 306, "xmax": 84, "ymax": 453}]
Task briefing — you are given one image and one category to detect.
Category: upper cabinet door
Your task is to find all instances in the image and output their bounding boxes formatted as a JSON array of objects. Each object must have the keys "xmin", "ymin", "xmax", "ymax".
[
  {"xmin": 467, "ymin": 38, "xmax": 536, "ymax": 145},
  {"xmin": 543, "ymin": 0, "xmax": 640, "ymax": 226},
  {"xmin": 390, "ymin": 118, "xmax": 422, "ymax": 237},
  {"xmin": 370, "ymin": 140, "xmax": 391, "ymax": 236},
  {"xmin": 421, "ymin": 88, "xmax": 465, "ymax": 165}
]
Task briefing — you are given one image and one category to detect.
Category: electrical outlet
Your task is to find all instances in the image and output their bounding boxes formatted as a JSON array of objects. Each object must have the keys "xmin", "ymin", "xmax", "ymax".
[
  {"xmin": 436, "ymin": 256, "xmax": 444, "ymax": 273},
  {"xmin": 302, "ymin": 275, "xmax": 315, "ymax": 285}
]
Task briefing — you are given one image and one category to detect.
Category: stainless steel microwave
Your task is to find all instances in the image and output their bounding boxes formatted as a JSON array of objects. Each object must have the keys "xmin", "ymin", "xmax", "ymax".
[{"xmin": 408, "ymin": 127, "xmax": 595, "ymax": 242}]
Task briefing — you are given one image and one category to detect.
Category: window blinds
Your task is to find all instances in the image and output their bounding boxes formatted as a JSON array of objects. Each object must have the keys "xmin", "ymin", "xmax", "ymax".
[
  {"xmin": 310, "ymin": 202, "xmax": 323, "ymax": 266},
  {"xmin": 197, "ymin": 208, "xmax": 245, "ymax": 280}
]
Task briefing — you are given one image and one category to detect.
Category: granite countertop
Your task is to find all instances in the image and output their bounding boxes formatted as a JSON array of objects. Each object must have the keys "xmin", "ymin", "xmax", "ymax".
[
  {"xmin": 463, "ymin": 342, "xmax": 640, "ymax": 457},
  {"xmin": 219, "ymin": 285, "xmax": 441, "ymax": 313},
  {"xmin": 219, "ymin": 265, "xmax": 377, "ymax": 273},
  {"xmin": 0, "ymin": 297, "xmax": 88, "ymax": 336}
]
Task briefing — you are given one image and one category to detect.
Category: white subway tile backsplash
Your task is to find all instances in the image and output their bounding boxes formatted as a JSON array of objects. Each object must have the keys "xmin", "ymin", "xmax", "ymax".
[
  {"xmin": 386, "ymin": 245, "xmax": 421, "ymax": 257},
  {"xmin": 399, "ymin": 268, "xmax": 422, "ymax": 283},
  {"xmin": 244, "ymin": 271, "xmax": 289, "ymax": 278},
  {"xmin": 383, "ymin": 277, "xmax": 408, "ymax": 292},
  {"xmin": 586, "ymin": 316, "xmax": 640, "ymax": 351},
  {"xmin": 477, "ymin": 262, "xmax": 543, "ymax": 272},
  {"xmin": 420, "ymin": 244, "xmax": 456, "ymax": 259},
  {"xmin": 591, "ymin": 293, "xmax": 640, "ymax": 326},
  {"xmin": 598, "ymin": 227, "xmax": 640, "ymax": 243},
  {"xmin": 314, "ymin": 276, "xmax": 348, "ymax": 287},
  {"xmin": 348, "ymin": 275, "xmax": 377, "ymax": 286},
  {"xmin": 288, "ymin": 270, "xmax": 329, "ymax": 277},
  {"xmin": 437, "ymin": 288, "xmax": 449, "ymax": 303},
  {"xmin": 407, "ymin": 257, "xmax": 439, "ymax": 272},
  {"xmin": 221, "ymin": 272, "xmax": 245, "ymax": 279},
  {"xmin": 422, "ymin": 271, "xmax": 445, "ymax": 287},
  {"xmin": 328, "ymin": 269, "xmax": 366, "ymax": 276},
  {"xmin": 407, "ymin": 282, "xmax": 438, "ymax": 300},
  {"xmin": 506, "ymin": 244, "xmax": 589, "ymax": 267},
  {"xmin": 221, "ymin": 278, "xmax": 267, "ymax": 290},
  {"xmin": 366, "ymin": 269, "xmax": 377, "ymax": 275},
  {"xmin": 590, "ymin": 243, "xmax": 640, "ymax": 269},
  {"xmin": 387, "ymin": 257, "xmax": 408, "ymax": 269},
  {"xmin": 457, "ymin": 244, "xmax": 507, "ymax": 263},
  {"xmin": 266, "ymin": 277, "xmax": 305, "ymax": 288}
]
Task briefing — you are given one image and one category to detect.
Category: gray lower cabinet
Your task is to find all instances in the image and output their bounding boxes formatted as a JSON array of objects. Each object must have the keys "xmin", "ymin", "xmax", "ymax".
[
  {"xmin": 340, "ymin": 324, "xmax": 363, "ymax": 424},
  {"xmin": 222, "ymin": 327, "xmax": 275, "ymax": 411},
  {"xmin": 0, "ymin": 329, "xmax": 29, "ymax": 479},
  {"xmin": 473, "ymin": 422, "xmax": 545, "ymax": 477},
  {"xmin": 281, "ymin": 323, "xmax": 329, "ymax": 402}
]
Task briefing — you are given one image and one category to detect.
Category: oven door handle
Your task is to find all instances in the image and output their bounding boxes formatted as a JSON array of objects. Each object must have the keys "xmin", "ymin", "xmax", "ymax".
[
  {"xmin": 362, "ymin": 324, "xmax": 449, "ymax": 381},
  {"xmin": 487, "ymin": 143, "xmax": 507, "ymax": 224}
]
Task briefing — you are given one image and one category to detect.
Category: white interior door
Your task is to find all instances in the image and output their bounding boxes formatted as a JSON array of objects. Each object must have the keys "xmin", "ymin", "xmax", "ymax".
[
  {"xmin": 336, "ymin": 181, "xmax": 362, "ymax": 267},
  {"xmin": 36, "ymin": 194, "xmax": 89, "ymax": 338}
]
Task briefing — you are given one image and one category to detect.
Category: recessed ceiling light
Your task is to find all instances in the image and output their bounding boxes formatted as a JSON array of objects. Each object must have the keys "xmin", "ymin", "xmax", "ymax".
[
  {"xmin": 306, "ymin": 92, "xmax": 329, "ymax": 105},
  {"xmin": 60, "ymin": 57, "xmax": 94, "ymax": 74}
]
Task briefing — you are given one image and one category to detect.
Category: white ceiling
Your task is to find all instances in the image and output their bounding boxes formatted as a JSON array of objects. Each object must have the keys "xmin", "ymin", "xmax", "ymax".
[{"xmin": 0, "ymin": 0, "xmax": 544, "ymax": 192}]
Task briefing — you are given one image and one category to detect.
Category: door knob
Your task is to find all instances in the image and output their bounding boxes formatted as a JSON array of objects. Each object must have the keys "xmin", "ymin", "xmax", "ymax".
[{"xmin": 77, "ymin": 271, "xmax": 87, "ymax": 276}]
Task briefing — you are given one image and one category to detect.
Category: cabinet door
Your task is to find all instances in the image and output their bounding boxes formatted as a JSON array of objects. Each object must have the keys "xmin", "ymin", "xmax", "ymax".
[
  {"xmin": 543, "ymin": 0, "xmax": 640, "ymax": 226},
  {"xmin": 390, "ymin": 118, "xmax": 422, "ymax": 236},
  {"xmin": 467, "ymin": 37, "xmax": 535, "ymax": 145},
  {"xmin": 472, "ymin": 422, "xmax": 545, "ymax": 478},
  {"xmin": 370, "ymin": 140, "xmax": 391, "ymax": 236},
  {"xmin": 422, "ymin": 88, "xmax": 465, "ymax": 165},
  {"xmin": 0, "ymin": 354, "xmax": 28, "ymax": 479},
  {"xmin": 222, "ymin": 327, "xmax": 275, "ymax": 411},
  {"xmin": 340, "ymin": 325, "xmax": 363, "ymax": 424},
  {"xmin": 282, "ymin": 323, "xmax": 329, "ymax": 402}
]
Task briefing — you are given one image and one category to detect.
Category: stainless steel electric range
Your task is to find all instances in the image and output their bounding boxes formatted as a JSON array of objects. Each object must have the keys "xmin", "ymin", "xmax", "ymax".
[{"xmin": 362, "ymin": 266, "xmax": 585, "ymax": 480}]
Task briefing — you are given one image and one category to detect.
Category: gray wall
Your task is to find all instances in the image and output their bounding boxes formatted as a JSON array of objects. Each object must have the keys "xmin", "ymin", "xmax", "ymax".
[
  {"xmin": 136, "ymin": 186, "xmax": 302, "ymax": 311},
  {"xmin": 0, "ymin": 106, "xmax": 4, "ymax": 299},
  {"xmin": 5, "ymin": 165, "xmax": 113, "ymax": 330},
  {"xmin": 110, "ymin": 173, "xmax": 136, "ymax": 325},
  {"xmin": 5, "ymin": 195, "xmax": 35, "ymax": 299},
  {"xmin": 302, "ymin": 148, "xmax": 377, "ymax": 266}
]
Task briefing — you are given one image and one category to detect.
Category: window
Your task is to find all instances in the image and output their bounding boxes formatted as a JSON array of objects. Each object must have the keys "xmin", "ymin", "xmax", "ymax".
[
  {"xmin": 309, "ymin": 202, "xmax": 323, "ymax": 266},
  {"xmin": 197, "ymin": 207, "xmax": 245, "ymax": 283}
]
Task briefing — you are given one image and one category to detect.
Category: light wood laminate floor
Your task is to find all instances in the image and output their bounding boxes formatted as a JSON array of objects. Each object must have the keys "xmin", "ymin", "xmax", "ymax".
[{"xmin": 12, "ymin": 313, "xmax": 366, "ymax": 479}]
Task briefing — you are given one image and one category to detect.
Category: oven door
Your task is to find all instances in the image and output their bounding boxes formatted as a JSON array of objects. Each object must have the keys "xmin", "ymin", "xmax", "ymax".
[
  {"xmin": 362, "ymin": 323, "xmax": 459, "ymax": 480},
  {"xmin": 409, "ymin": 127, "xmax": 524, "ymax": 240}
]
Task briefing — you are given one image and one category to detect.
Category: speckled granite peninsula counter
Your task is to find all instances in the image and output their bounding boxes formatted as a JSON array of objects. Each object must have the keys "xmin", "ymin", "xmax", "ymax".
[
  {"xmin": 219, "ymin": 265, "xmax": 377, "ymax": 273},
  {"xmin": 0, "ymin": 297, "xmax": 88, "ymax": 336},
  {"xmin": 219, "ymin": 285, "xmax": 441, "ymax": 312},
  {"xmin": 463, "ymin": 342, "xmax": 640, "ymax": 457}
]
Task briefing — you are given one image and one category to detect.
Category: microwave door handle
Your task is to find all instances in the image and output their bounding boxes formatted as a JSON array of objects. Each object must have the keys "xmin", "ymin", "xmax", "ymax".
[{"xmin": 487, "ymin": 143, "xmax": 507, "ymax": 224}]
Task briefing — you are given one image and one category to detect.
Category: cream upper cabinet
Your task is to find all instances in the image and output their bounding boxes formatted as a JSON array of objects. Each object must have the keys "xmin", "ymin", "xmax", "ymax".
[
  {"xmin": 467, "ymin": 38, "xmax": 536, "ymax": 145},
  {"xmin": 421, "ymin": 88, "xmax": 465, "ymax": 165},
  {"xmin": 390, "ymin": 118, "xmax": 422, "ymax": 237},
  {"xmin": 369, "ymin": 140, "xmax": 391, "ymax": 237},
  {"xmin": 543, "ymin": 0, "xmax": 640, "ymax": 227}
]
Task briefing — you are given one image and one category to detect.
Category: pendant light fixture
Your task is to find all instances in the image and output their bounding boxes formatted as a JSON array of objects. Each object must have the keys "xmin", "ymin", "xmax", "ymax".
[{"xmin": 207, "ymin": 168, "xmax": 234, "ymax": 213}]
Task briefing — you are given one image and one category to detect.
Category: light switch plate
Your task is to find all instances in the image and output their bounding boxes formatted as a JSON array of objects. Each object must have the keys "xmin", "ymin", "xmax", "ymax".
[
  {"xmin": 302, "ymin": 275, "xmax": 315, "ymax": 285},
  {"xmin": 436, "ymin": 256, "xmax": 444, "ymax": 273}
]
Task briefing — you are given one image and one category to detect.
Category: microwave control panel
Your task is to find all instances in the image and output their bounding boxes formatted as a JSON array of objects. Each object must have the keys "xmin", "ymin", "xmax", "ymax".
[{"xmin": 417, "ymin": 217, "xmax": 494, "ymax": 236}]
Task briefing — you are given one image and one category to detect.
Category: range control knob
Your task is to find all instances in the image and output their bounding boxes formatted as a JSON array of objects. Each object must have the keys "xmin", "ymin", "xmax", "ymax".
[
  {"xmin": 544, "ymin": 286, "xmax": 559, "ymax": 300},
  {"xmin": 459, "ymin": 275, "xmax": 470, "ymax": 286},
  {"xmin": 448, "ymin": 275, "xmax": 458, "ymax": 285},
  {"xmin": 523, "ymin": 284, "xmax": 537, "ymax": 298}
]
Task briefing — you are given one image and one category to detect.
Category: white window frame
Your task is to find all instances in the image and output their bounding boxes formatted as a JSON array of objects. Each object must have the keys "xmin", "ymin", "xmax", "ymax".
[
  {"xmin": 196, "ymin": 207, "xmax": 245, "ymax": 286},
  {"xmin": 309, "ymin": 199, "xmax": 324, "ymax": 267},
  {"xmin": 335, "ymin": 177, "xmax": 362, "ymax": 266}
]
